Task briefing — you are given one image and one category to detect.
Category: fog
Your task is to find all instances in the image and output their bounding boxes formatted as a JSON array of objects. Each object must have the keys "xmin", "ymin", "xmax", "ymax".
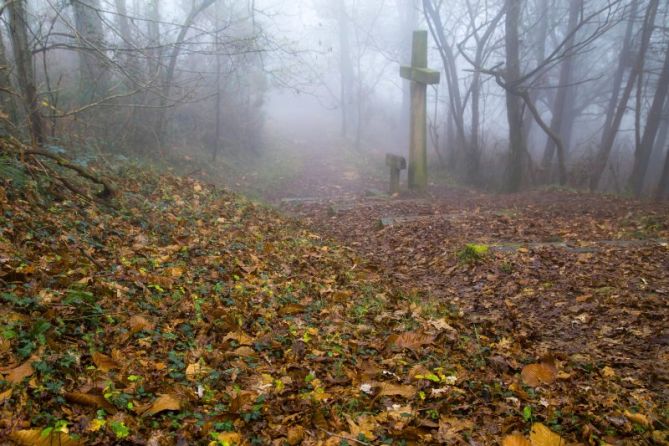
[{"xmin": 1, "ymin": 0, "xmax": 669, "ymax": 197}]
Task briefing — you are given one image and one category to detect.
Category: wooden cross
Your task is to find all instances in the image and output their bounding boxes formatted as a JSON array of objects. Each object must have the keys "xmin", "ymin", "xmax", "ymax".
[{"xmin": 400, "ymin": 30, "xmax": 440, "ymax": 191}]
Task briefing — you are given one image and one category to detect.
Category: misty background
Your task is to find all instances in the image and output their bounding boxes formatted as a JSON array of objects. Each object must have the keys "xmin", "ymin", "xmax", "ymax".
[{"xmin": 1, "ymin": 0, "xmax": 668, "ymax": 198}]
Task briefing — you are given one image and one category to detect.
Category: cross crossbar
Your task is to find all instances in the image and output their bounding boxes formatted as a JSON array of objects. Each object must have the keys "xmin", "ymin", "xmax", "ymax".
[{"xmin": 400, "ymin": 66, "xmax": 440, "ymax": 85}]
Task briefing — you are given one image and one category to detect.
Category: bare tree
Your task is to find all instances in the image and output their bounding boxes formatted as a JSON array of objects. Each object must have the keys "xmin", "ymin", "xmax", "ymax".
[
  {"xmin": 628, "ymin": 40, "xmax": 669, "ymax": 196},
  {"xmin": 541, "ymin": 0, "xmax": 581, "ymax": 176},
  {"xmin": 71, "ymin": 0, "xmax": 110, "ymax": 101},
  {"xmin": 590, "ymin": 0, "xmax": 657, "ymax": 190},
  {"xmin": 7, "ymin": 0, "xmax": 44, "ymax": 145},
  {"xmin": 503, "ymin": 0, "xmax": 526, "ymax": 192}
]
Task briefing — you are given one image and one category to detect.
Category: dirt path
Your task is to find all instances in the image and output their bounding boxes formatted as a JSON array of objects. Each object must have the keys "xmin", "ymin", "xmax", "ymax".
[{"xmin": 266, "ymin": 142, "xmax": 669, "ymax": 442}]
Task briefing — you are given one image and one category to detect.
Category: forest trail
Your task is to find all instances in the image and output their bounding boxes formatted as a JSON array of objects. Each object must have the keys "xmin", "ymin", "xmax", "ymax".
[
  {"xmin": 2, "ymin": 135, "xmax": 668, "ymax": 445},
  {"xmin": 266, "ymin": 136, "xmax": 669, "ymax": 443}
]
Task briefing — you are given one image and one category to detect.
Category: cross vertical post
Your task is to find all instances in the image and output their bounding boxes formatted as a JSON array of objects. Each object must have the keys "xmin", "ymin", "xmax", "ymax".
[{"xmin": 400, "ymin": 30, "xmax": 440, "ymax": 191}]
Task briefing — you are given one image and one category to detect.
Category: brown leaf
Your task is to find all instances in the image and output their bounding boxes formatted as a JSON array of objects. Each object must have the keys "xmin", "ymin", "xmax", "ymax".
[
  {"xmin": 142, "ymin": 393, "xmax": 181, "ymax": 416},
  {"xmin": 521, "ymin": 362, "xmax": 557, "ymax": 387},
  {"xmin": 287, "ymin": 425, "xmax": 305, "ymax": 445},
  {"xmin": 529, "ymin": 423, "xmax": 566, "ymax": 446},
  {"xmin": 377, "ymin": 382, "xmax": 417, "ymax": 398},
  {"xmin": 5, "ymin": 359, "xmax": 34, "ymax": 384},
  {"xmin": 10, "ymin": 429, "xmax": 82, "ymax": 446},
  {"xmin": 503, "ymin": 434, "xmax": 532, "ymax": 446},
  {"xmin": 231, "ymin": 346, "xmax": 256, "ymax": 357},
  {"xmin": 92, "ymin": 352, "xmax": 120, "ymax": 372},
  {"xmin": 223, "ymin": 331, "xmax": 254, "ymax": 346},
  {"xmin": 624, "ymin": 410, "xmax": 651, "ymax": 427},
  {"xmin": 0, "ymin": 388, "xmax": 12, "ymax": 403},
  {"xmin": 345, "ymin": 414, "xmax": 377, "ymax": 441},
  {"xmin": 64, "ymin": 392, "xmax": 117, "ymax": 413},
  {"xmin": 386, "ymin": 331, "xmax": 435, "ymax": 351},
  {"xmin": 128, "ymin": 315, "xmax": 154, "ymax": 333},
  {"xmin": 279, "ymin": 303, "xmax": 306, "ymax": 316}
]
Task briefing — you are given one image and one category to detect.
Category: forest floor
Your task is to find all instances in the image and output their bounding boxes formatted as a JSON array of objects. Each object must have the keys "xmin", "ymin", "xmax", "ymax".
[{"xmin": 0, "ymin": 133, "xmax": 668, "ymax": 446}]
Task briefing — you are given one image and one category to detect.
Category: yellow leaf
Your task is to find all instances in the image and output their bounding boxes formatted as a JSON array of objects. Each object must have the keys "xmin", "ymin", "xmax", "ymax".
[
  {"xmin": 521, "ymin": 363, "xmax": 557, "ymax": 387},
  {"xmin": 10, "ymin": 429, "xmax": 82, "ymax": 446},
  {"xmin": 5, "ymin": 359, "xmax": 34, "ymax": 384},
  {"xmin": 213, "ymin": 432, "xmax": 241, "ymax": 445},
  {"xmin": 185, "ymin": 362, "xmax": 209, "ymax": 380},
  {"xmin": 529, "ymin": 423, "xmax": 566, "ymax": 446},
  {"xmin": 88, "ymin": 418, "xmax": 106, "ymax": 432},
  {"xmin": 377, "ymin": 382, "xmax": 417, "ymax": 398},
  {"xmin": 142, "ymin": 393, "xmax": 181, "ymax": 416},
  {"xmin": 0, "ymin": 388, "xmax": 12, "ymax": 403},
  {"xmin": 503, "ymin": 434, "xmax": 531, "ymax": 446},
  {"xmin": 92, "ymin": 352, "xmax": 120, "ymax": 372},
  {"xmin": 601, "ymin": 366, "xmax": 616, "ymax": 379},
  {"xmin": 279, "ymin": 303, "xmax": 306, "ymax": 316},
  {"xmin": 223, "ymin": 331, "xmax": 254, "ymax": 346},
  {"xmin": 287, "ymin": 425, "xmax": 305, "ymax": 445},
  {"xmin": 624, "ymin": 410, "xmax": 651, "ymax": 427},
  {"xmin": 345, "ymin": 414, "xmax": 377, "ymax": 441}
]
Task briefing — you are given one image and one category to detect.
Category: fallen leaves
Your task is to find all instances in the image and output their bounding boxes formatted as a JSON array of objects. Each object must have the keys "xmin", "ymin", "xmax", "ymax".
[
  {"xmin": 502, "ymin": 423, "xmax": 567, "ymax": 446},
  {"xmin": 624, "ymin": 410, "xmax": 651, "ymax": 427},
  {"xmin": 10, "ymin": 429, "xmax": 82, "ymax": 446},
  {"xmin": 529, "ymin": 423, "xmax": 567, "ymax": 445},
  {"xmin": 64, "ymin": 392, "xmax": 117, "ymax": 413},
  {"xmin": 91, "ymin": 351, "xmax": 120, "ymax": 372},
  {"xmin": 2, "ymin": 149, "xmax": 667, "ymax": 445},
  {"xmin": 128, "ymin": 315, "xmax": 154, "ymax": 333},
  {"xmin": 142, "ymin": 393, "xmax": 181, "ymax": 416},
  {"xmin": 0, "ymin": 388, "xmax": 12, "ymax": 403},
  {"xmin": 521, "ymin": 361, "xmax": 557, "ymax": 387},
  {"xmin": 4, "ymin": 358, "xmax": 34, "ymax": 384},
  {"xmin": 386, "ymin": 331, "xmax": 435, "ymax": 351},
  {"xmin": 503, "ymin": 434, "xmax": 532, "ymax": 446},
  {"xmin": 376, "ymin": 382, "xmax": 417, "ymax": 398}
]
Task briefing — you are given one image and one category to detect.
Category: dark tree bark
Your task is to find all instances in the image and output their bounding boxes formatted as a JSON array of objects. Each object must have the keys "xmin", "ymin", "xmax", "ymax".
[
  {"xmin": 155, "ymin": 0, "xmax": 217, "ymax": 145},
  {"xmin": 590, "ymin": 0, "xmax": 655, "ymax": 191},
  {"xmin": 504, "ymin": 0, "xmax": 526, "ymax": 192},
  {"xmin": 628, "ymin": 41, "xmax": 669, "ymax": 197},
  {"xmin": 423, "ymin": 0, "xmax": 469, "ymax": 170},
  {"xmin": 71, "ymin": 0, "xmax": 110, "ymax": 101},
  {"xmin": 657, "ymin": 144, "xmax": 669, "ymax": 200},
  {"xmin": 541, "ymin": 0, "xmax": 581, "ymax": 176},
  {"xmin": 0, "ymin": 28, "xmax": 18, "ymax": 135},
  {"xmin": 7, "ymin": 0, "xmax": 45, "ymax": 145}
]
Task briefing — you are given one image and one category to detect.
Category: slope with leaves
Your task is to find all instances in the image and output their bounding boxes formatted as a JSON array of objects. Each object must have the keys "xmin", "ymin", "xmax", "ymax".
[{"xmin": 0, "ymin": 148, "xmax": 541, "ymax": 445}]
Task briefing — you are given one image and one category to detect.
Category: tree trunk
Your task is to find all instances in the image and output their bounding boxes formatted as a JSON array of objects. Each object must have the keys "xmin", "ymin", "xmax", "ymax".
[
  {"xmin": 338, "ymin": 0, "xmax": 354, "ymax": 138},
  {"xmin": 113, "ymin": 0, "xmax": 142, "ymax": 84},
  {"xmin": 628, "ymin": 41, "xmax": 669, "ymax": 197},
  {"xmin": 423, "ymin": 0, "xmax": 468, "ymax": 169},
  {"xmin": 541, "ymin": 0, "xmax": 581, "ymax": 177},
  {"xmin": 155, "ymin": 0, "xmax": 217, "ymax": 146},
  {"xmin": 657, "ymin": 144, "xmax": 669, "ymax": 200},
  {"xmin": 590, "ymin": 0, "xmax": 655, "ymax": 191},
  {"xmin": 504, "ymin": 0, "xmax": 526, "ymax": 192},
  {"xmin": 0, "ymin": 29, "xmax": 18, "ymax": 135},
  {"xmin": 7, "ymin": 0, "xmax": 44, "ymax": 145},
  {"xmin": 71, "ymin": 0, "xmax": 110, "ymax": 102}
]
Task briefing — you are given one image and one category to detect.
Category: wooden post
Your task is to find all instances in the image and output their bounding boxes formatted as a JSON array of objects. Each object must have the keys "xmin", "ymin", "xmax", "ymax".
[
  {"xmin": 386, "ymin": 154, "xmax": 407, "ymax": 194},
  {"xmin": 400, "ymin": 30, "xmax": 440, "ymax": 191}
]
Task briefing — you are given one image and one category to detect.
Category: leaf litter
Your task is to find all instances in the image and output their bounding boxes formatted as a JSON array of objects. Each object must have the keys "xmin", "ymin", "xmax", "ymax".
[{"xmin": 0, "ymin": 148, "xmax": 668, "ymax": 445}]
